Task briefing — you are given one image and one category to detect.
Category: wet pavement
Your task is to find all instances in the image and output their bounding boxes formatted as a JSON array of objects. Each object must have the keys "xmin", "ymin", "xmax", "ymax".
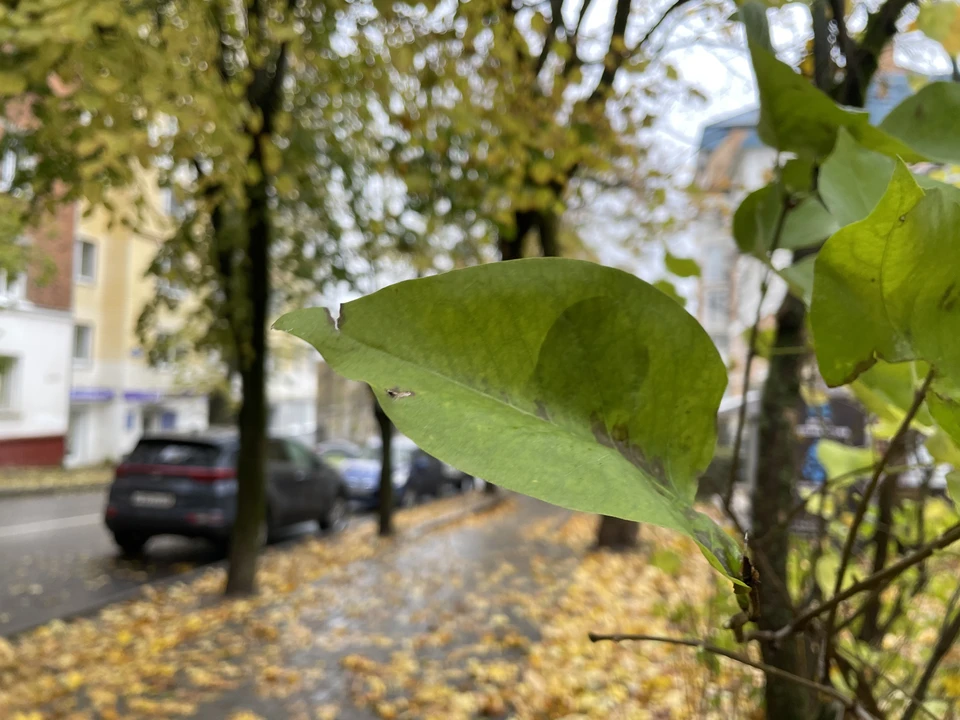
[
  {"xmin": 192, "ymin": 496, "xmax": 577, "ymax": 719},
  {"xmin": 0, "ymin": 490, "xmax": 318, "ymax": 636}
]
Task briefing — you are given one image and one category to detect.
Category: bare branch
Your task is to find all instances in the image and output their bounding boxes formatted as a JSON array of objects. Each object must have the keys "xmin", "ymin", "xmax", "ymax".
[
  {"xmin": 902, "ymin": 586, "xmax": 960, "ymax": 720},
  {"xmin": 823, "ymin": 370, "xmax": 935, "ymax": 665},
  {"xmin": 586, "ymin": 0, "xmax": 631, "ymax": 103},
  {"xmin": 724, "ymin": 178, "xmax": 794, "ymax": 534},
  {"xmin": 588, "ymin": 632, "xmax": 877, "ymax": 718},
  {"xmin": 752, "ymin": 521, "xmax": 960, "ymax": 643},
  {"xmin": 534, "ymin": 0, "xmax": 564, "ymax": 77},
  {"xmin": 635, "ymin": 0, "xmax": 695, "ymax": 54},
  {"xmin": 838, "ymin": 648, "xmax": 943, "ymax": 720}
]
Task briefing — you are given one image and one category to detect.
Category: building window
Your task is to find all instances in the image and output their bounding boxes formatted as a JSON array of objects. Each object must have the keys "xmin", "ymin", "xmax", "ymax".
[
  {"xmin": 703, "ymin": 245, "xmax": 729, "ymax": 283},
  {"xmin": 0, "ymin": 356, "xmax": 18, "ymax": 411},
  {"xmin": 73, "ymin": 324, "xmax": 93, "ymax": 363},
  {"xmin": 75, "ymin": 240, "xmax": 97, "ymax": 282},
  {"xmin": 705, "ymin": 288, "xmax": 729, "ymax": 327},
  {"xmin": 0, "ymin": 270, "xmax": 25, "ymax": 303}
]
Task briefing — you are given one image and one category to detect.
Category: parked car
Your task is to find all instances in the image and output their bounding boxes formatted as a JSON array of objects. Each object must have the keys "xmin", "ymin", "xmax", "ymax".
[
  {"xmin": 406, "ymin": 449, "xmax": 474, "ymax": 500},
  {"xmin": 341, "ymin": 439, "xmax": 416, "ymax": 511},
  {"xmin": 104, "ymin": 431, "xmax": 348, "ymax": 556},
  {"xmin": 316, "ymin": 440, "xmax": 363, "ymax": 470}
]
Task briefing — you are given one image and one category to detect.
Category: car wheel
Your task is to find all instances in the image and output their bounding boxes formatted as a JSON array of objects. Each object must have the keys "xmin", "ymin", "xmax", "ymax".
[
  {"xmin": 460, "ymin": 476, "xmax": 474, "ymax": 493},
  {"xmin": 400, "ymin": 489, "xmax": 417, "ymax": 508},
  {"xmin": 320, "ymin": 494, "xmax": 349, "ymax": 533},
  {"xmin": 114, "ymin": 532, "xmax": 148, "ymax": 558}
]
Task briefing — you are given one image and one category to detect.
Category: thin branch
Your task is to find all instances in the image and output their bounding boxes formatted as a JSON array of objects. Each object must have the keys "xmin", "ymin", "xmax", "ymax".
[
  {"xmin": 837, "ymin": 648, "xmax": 942, "ymax": 720},
  {"xmin": 561, "ymin": 0, "xmax": 596, "ymax": 79},
  {"xmin": 534, "ymin": 0, "xmax": 564, "ymax": 77},
  {"xmin": 823, "ymin": 369, "xmax": 935, "ymax": 665},
  {"xmin": 587, "ymin": 632, "xmax": 876, "ymax": 718},
  {"xmin": 635, "ymin": 0, "xmax": 695, "ymax": 53},
  {"xmin": 586, "ymin": 0, "xmax": 631, "ymax": 104},
  {"xmin": 902, "ymin": 585, "xmax": 960, "ymax": 720},
  {"xmin": 723, "ymin": 182, "xmax": 791, "ymax": 528},
  {"xmin": 752, "ymin": 521, "xmax": 960, "ymax": 643},
  {"xmin": 754, "ymin": 464, "xmax": 919, "ymax": 545}
]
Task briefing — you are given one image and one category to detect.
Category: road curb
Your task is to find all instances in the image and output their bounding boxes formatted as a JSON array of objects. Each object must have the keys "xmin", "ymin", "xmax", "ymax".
[
  {"xmin": 2, "ymin": 493, "xmax": 508, "ymax": 640},
  {"xmin": 0, "ymin": 482, "xmax": 111, "ymax": 499}
]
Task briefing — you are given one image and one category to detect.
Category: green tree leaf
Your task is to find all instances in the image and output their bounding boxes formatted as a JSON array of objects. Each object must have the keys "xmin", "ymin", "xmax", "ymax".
[
  {"xmin": 275, "ymin": 259, "xmax": 742, "ymax": 579},
  {"xmin": 779, "ymin": 255, "xmax": 816, "ymax": 305},
  {"xmin": 880, "ymin": 82, "xmax": 960, "ymax": 165},
  {"xmin": 664, "ymin": 251, "xmax": 700, "ymax": 278},
  {"xmin": 916, "ymin": 1, "xmax": 960, "ymax": 55},
  {"xmin": 732, "ymin": 184, "xmax": 837, "ymax": 258},
  {"xmin": 811, "ymin": 161, "xmax": 960, "ymax": 388},
  {"xmin": 850, "ymin": 361, "xmax": 935, "ymax": 431},
  {"xmin": 816, "ymin": 440, "xmax": 877, "ymax": 488},
  {"xmin": 748, "ymin": 40, "xmax": 921, "ymax": 160},
  {"xmin": 820, "ymin": 129, "xmax": 960, "ymax": 227},
  {"xmin": 0, "ymin": 71, "xmax": 26, "ymax": 95}
]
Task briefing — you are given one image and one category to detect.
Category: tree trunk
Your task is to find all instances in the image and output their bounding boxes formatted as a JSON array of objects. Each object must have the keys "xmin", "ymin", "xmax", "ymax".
[
  {"xmin": 596, "ymin": 515, "xmax": 640, "ymax": 549},
  {"xmin": 225, "ymin": 179, "xmax": 270, "ymax": 596},
  {"xmin": 374, "ymin": 398, "xmax": 394, "ymax": 537},
  {"xmin": 749, "ymin": 294, "xmax": 821, "ymax": 718}
]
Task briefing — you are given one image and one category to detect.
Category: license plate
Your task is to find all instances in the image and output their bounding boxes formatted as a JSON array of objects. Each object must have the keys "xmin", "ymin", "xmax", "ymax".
[{"xmin": 131, "ymin": 491, "xmax": 176, "ymax": 509}]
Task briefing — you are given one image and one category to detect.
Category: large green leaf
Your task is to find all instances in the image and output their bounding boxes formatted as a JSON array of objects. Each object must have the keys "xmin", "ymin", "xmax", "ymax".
[
  {"xmin": 820, "ymin": 129, "xmax": 960, "ymax": 227},
  {"xmin": 851, "ymin": 361, "xmax": 935, "ymax": 429},
  {"xmin": 811, "ymin": 161, "xmax": 960, "ymax": 388},
  {"xmin": 749, "ymin": 41, "xmax": 922, "ymax": 160},
  {"xmin": 275, "ymin": 259, "xmax": 742, "ymax": 578},
  {"xmin": 880, "ymin": 82, "xmax": 960, "ymax": 165}
]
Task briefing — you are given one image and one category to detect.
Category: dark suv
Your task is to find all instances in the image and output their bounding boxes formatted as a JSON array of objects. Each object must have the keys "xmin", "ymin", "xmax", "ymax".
[{"xmin": 104, "ymin": 430, "xmax": 348, "ymax": 556}]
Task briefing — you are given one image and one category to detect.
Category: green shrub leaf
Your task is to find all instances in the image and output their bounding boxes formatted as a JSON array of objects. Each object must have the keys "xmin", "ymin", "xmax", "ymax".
[{"xmin": 811, "ymin": 161, "xmax": 960, "ymax": 388}]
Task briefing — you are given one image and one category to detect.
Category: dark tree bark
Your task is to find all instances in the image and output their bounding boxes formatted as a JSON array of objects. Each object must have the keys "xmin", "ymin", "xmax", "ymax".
[
  {"xmin": 748, "ymin": 294, "xmax": 820, "ymax": 719},
  {"xmin": 223, "ymin": 23, "xmax": 289, "ymax": 595},
  {"xmin": 374, "ymin": 398, "xmax": 394, "ymax": 537},
  {"xmin": 225, "ymin": 173, "xmax": 271, "ymax": 596},
  {"xmin": 596, "ymin": 516, "xmax": 640, "ymax": 549}
]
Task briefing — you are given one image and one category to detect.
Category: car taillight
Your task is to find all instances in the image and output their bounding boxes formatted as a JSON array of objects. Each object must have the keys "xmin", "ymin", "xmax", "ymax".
[{"xmin": 183, "ymin": 467, "xmax": 235, "ymax": 482}]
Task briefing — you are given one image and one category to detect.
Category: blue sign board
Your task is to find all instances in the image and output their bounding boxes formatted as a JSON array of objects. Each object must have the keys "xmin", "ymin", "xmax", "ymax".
[{"xmin": 70, "ymin": 387, "xmax": 114, "ymax": 402}]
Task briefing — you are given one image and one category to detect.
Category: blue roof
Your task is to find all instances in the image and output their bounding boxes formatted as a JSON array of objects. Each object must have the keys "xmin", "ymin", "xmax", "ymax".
[{"xmin": 698, "ymin": 72, "xmax": 945, "ymax": 154}]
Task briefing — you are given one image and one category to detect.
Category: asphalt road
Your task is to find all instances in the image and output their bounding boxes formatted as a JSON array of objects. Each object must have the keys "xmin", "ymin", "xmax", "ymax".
[{"xmin": 0, "ymin": 490, "xmax": 318, "ymax": 637}]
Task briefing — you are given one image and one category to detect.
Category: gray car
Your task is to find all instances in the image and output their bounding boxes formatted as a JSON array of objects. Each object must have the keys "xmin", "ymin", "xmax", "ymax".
[{"xmin": 104, "ymin": 430, "xmax": 348, "ymax": 556}]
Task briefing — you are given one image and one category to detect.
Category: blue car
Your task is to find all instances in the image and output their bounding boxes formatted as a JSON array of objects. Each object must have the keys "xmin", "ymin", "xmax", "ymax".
[{"xmin": 340, "ymin": 443, "xmax": 415, "ymax": 510}]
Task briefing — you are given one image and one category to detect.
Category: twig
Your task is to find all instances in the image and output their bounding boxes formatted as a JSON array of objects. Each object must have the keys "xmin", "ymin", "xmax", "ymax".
[
  {"xmin": 901, "ymin": 600, "xmax": 960, "ymax": 720},
  {"xmin": 587, "ymin": 632, "xmax": 876, "ymax": 718},
  {"xmin": 752, "ymin": 522, "xmax": 960, "ymax": 643},
  {"xmin": 723, "ymin": 183, "xmax": 791, "ymax": 531},
  {"xmin": 634, "ymin": 0, "xmax": 695, "ymax": 53},
  {"xmin": 838, "ymin": 648, "xmax": 942, "ymax": 720},
  {"xmin": 823, "ymin": 369, "xmax": 935, "ymax": 667}
]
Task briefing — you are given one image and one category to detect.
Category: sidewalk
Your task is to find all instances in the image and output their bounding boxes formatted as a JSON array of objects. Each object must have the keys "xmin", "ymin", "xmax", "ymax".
[
  {"xmin": 2, "ymin": 496, "xmax": 760, "ymax": 720},
  {"xmin": 0, "ymin": 467, "xmax": 112, "ymax": 497}
]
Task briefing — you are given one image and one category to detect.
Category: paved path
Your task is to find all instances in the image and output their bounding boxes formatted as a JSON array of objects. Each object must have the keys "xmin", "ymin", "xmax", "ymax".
[{"xmin": 194, "ymin": 496, "xmax": 577, "ymax": 719}]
